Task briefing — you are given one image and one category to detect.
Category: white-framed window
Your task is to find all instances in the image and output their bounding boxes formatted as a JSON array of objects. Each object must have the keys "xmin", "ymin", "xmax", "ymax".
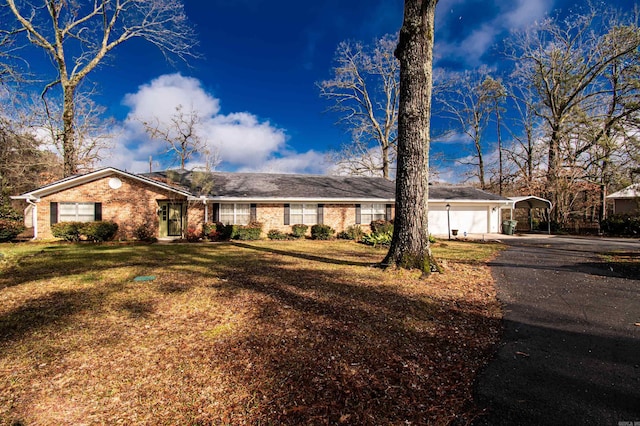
[
  {"xmin": 290, "ymin": 203, "xmax": 318, "ymax": 225},
  {"xmin": 219, "ymin": 203, "xmax": 251, "ymax": 225},
  {"xmin": 59, "ymin": 202, "xmax": 96, "ymax": 223},
  {"xmin": 361, "ymin": 203, "xmax": 386, "ymax": 224}
]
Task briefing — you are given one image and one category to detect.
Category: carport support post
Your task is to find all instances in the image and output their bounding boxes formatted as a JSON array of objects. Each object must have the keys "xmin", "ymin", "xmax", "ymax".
[{"xmin": 446, "ymin": 203, "xmax": 451, "ymax": 240}]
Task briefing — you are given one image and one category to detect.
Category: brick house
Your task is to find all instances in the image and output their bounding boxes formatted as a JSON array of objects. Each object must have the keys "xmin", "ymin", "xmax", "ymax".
[{"xmin": 12, "ymin": 167, "xmax": 513, "ymax": 240}]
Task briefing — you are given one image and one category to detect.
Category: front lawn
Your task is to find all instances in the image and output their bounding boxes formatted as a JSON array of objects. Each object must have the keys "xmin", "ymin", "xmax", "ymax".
[{"xmin": 0, "ymin": 240, "xmax": 502, "ymax": 425}]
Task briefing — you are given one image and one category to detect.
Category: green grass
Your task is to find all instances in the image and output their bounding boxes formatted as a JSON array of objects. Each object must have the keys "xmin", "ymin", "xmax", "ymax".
[{"xmin": 0, "ymin": 239, "xmax": 503, "ymax": 425}]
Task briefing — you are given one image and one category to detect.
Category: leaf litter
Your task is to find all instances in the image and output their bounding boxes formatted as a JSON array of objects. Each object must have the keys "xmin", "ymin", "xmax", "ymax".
[{"xmin": 0, "ymin": 240, "xmax": 502, "ymax": 425}]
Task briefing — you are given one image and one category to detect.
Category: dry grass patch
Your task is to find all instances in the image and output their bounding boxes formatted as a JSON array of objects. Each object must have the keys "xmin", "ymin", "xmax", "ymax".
[{"xmin": 0, "ymin": 240, "xmax": 502, "ymax": 425}]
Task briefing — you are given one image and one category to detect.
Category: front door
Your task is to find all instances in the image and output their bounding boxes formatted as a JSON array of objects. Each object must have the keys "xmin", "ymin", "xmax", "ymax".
[{"xmin": 158, "ymin": 202, "xmax": 184, "ymax": 238}]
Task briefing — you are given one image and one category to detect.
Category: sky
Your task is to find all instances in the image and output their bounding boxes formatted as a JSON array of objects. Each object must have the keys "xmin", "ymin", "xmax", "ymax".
[{"xmin": 8, "ymin": 0, "xmax": 635, "ymax": 180}]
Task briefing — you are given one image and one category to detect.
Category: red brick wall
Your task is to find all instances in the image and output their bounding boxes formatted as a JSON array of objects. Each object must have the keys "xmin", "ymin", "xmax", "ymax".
[{"xmin": 37, "ymin": 174, "xmax": 187, "ymax": 240}]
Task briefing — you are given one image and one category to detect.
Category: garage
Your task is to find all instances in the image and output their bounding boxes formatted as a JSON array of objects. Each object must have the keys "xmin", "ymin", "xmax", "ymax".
[{"xmin": 427, "ymin": 186, "xmax": 512, "ymax": 236}]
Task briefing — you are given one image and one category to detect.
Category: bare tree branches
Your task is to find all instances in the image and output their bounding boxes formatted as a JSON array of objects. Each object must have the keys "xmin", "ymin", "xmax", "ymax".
[
  {"xmin": 434, "ymin": 66, "xmax": 499, "ymax": 189},
  {"xmin": 318, "ymin": 35, "xmax": 399, "ymax": 179},
  {"xmin": 141, "ymin": 104, "xmax": 211, "ymax": 170},
  {"xmin": 5, "ymin": 0, "xmax": 198, "ymax": 176},
  {"xmin": 506, "ymin": 4, "xmax": 640, "ymax": 221}
]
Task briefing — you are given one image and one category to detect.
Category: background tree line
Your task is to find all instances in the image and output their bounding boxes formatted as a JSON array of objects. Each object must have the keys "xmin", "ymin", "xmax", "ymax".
[{"xmin": 320, "ymin": 3, "xmax": 640, "ymax": 227}]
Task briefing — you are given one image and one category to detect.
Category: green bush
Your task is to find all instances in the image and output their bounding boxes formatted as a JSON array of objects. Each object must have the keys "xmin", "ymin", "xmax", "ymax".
[
  {"xmin": 51, "ymin": 221, "xmax": 83, "ymax": 242},
  {"xmin": 0, "ymin": 205, "xmax": 22, "ymax": 221},
  {"xmin": 291, "ymin": 224, "xmax": 308, "ymax": 238},
  {"xmin": 229, "ymin": 221, "xmax": 263, "ymax": 240},
  {"xmin": 429, "ymin": 234, "xmax": 437, "ymax": 244},
  {"xmin": 81, "ymin": 221, "xmax": 119, "ymax": 242},
  {"xmin": 601, "ymin": 214, "xmax": 640, "ymax": 236},
  {"xmin": 311, "ymin": 224, "xmax": 335, "ymax": 240},
  {"xmin": 362, "ymin": 230, "xmax": 393, "ymax": 247},
  {"xmin": 370, "ymin": 219, "xmax": 394, "ymax": 234},
  {"xmin": 52, "ymin": 221, "xmax": 119, "ymax": 242},
  {"xmin": 267, "ymin": 229, "xmax": 290, "ymax": 240},
  {"xmin": 337, "ymin": 225, "xmax": 365, "ymax": 242},
  {"xmin": 0, "ymin": 219, "xmax": 25, "ymax": 242},
  {"xmin": 134, "ymin": 222, "xmax": 157, "ymax": 242},
  {"xmin": 202, "ymin": 222, "xmax": 225, "ymax": 241}
]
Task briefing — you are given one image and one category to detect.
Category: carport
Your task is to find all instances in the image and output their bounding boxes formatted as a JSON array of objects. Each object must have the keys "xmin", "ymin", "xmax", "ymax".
[{"xmin": 508, "ymin": 196, "xmax": 553, "ymax": 234}]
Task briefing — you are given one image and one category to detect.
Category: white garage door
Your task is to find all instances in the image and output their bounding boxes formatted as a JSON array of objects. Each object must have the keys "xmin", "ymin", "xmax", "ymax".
[{"xmin": 428, "ymin": 204, "xmax": 490, "ymax": 235}]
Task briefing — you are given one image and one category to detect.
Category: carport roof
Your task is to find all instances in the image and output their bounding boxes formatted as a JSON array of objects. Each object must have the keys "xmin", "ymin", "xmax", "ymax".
[{"xmin": 509, "ymin": 196, "xmax": 552, "ymax": 209}]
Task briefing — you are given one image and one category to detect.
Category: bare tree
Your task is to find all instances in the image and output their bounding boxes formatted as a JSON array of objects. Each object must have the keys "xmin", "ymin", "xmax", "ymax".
[
  {"xmin": 141, "ymin": 104, "xmax": 208, "ymax": 170},
  {"xmin": 507, "ymin": 4, "xmax": 640, "ymax": 221},
  {"xmin": 481, "ymin": 76, "xmax": 506, "ymax": 194},
  {"xmin": 382, "ymin": 0, "xmax": 438, "ymax": 275},
  {"xmin": 6, "ymin": 0, "xmax": 198, "ymax": 176},
  {"xmin": 318, "ymin": 34, "xmax": 399, "ymax": 179},
  {"xmin": 39, "ymin": 88, "xmax": 115, "ymax": 173},
  {"xmin": 503, "ymin": 80, "xmax": 546, "ymax": 195},
  {"xmin": 0, "ymin": 93, "xmax": 62, "ymax": 209},
  {"xmin": 435, "ymin": 67, "xmax": 496, "ymax": 189}
]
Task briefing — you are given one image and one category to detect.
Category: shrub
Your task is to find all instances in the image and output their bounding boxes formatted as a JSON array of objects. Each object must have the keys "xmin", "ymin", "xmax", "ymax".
[
  {"xmin": 231, "ymin": 221, "xmax": 263, "ymax": 240},
  {"xmin": 267, "ymin": 229, "xmax": 290, "ymax": 240},
  {"xmin": 311, "ymin": 224, "xmax": 335, "ymax": 240},
  {"xmin": 362, "ymin": 230, "xmax": 393, "ymax": 247},
  {"xmin": 0, "ymin": 219, "xmax": 25, "ymax": 242},
  {"xmin": 185, "ymin": 225, "xmax": 201, "ymax": 242},
  {"xmin": 370, "ymin": 219, "xmax": 394, "ymax": 235},
  {"xmin": 0, "ymin": 205, "xmax": 22, "ymax": 222},
  {"xmin": 291, "ymin": 224, "xmax": 308, "ymax": 238},
  {"xmin": 429, "ymin": 234, "xmax": 437, "ymax": 244},
  {"xmin": 81, "ymin": 221, "xmax": 119, "ymax": 242},
  {"xmin": 51, "ymin": 221, "xmax": 83, "ymax": 242},
  {"xmin": 134, "ymin": 222, "xmax": 157, "ymax": 242},
  {"xmin": 52, "ymin": 221, "xmax": 119, "ymax": 242},
  {"xmin": 601, "ymin": 214, "xmax": 640, "ymax": 236},
  {"xmin": 337, "ymin": 225, "xmax": 365, "ymax": 242},
  {"xmin": 202, "ymin": 222, "xmax": 225, "ymax": 241}
]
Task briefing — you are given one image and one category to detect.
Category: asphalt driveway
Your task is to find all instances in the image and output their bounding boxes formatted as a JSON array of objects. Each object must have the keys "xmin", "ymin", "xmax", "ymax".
[{"xmin": 474, "ymin": 236, "xmax": 640, "ymax": 425}]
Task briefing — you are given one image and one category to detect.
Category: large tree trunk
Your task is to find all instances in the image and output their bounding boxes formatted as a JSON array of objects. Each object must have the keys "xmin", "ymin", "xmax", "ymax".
[
  {"xmin": 383, "ymin": 0, "xmax": 437, "ymax": 275},
  {"xmin": 62, "ymin": 84, "xmax": 77, "ymax": 176}
]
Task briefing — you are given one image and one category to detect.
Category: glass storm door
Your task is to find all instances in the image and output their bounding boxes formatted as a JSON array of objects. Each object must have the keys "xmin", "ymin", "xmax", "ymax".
[{"xmin": 158, "ymin": 202, "xmax": 183, "ymax": 237}]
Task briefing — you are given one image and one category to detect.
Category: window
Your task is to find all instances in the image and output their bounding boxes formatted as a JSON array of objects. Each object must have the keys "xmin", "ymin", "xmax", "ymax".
[
  {"xmin": 290, "ymin": 204, "xmax": 318, "ymax": 225},
  {"xmin": 59, "ymin": 202, "xmax": 97, "ymax": 222},
  {"xmin": 219, "ymin": 203, "xmax": 251, "ymax": 225},
  {"xmin": 361, "ymin": 203, "xmax": 386, "ymax": 224}
]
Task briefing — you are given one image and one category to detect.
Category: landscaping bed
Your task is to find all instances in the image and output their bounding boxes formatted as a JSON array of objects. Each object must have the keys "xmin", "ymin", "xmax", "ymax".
[{"xmin": 0, "ymin": 240, "xmax": 502, "ymax": 425}]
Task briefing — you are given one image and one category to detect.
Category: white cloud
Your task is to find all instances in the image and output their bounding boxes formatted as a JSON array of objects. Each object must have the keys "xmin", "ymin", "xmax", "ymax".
[
  {"xmin": 99, "ymin": 73, "xmax": 325, "ymax": 174},
  {"xmin": 504, "ymin": 0, "xmax": 553, "ymax": 29},
  {"xmin": 238, "ymin": 150, "xmax": 331, "ymax": 174},
  {"xmin": 435, "ymin": 0, "xmax": 554, "ymax": 66}
]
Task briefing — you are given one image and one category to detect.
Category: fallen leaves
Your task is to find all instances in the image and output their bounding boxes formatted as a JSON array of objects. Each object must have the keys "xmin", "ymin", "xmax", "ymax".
[{"xmin": 0, "ymin": 240, "xmax": 503, "ymax": 425}]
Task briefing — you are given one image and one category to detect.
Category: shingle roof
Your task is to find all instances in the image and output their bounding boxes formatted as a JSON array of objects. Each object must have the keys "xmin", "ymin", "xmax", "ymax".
[
  {"xmin": 429, "ymin": 185, "xmax": 510, "ymax": 201},
  {"xmin": 144, "ymin": 170, "xmax": 510, "ymax": 202}
]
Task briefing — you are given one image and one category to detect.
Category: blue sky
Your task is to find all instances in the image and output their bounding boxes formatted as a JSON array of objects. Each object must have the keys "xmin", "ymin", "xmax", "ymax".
[{"xmin": 13, "ymin": 0, "xmax": 633, "ymax": 179}]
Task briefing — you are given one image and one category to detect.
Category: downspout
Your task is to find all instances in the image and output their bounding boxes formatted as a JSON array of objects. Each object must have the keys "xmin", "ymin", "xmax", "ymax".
[
  {"xmin": 26, "ymin": 198, "xmax": 38, "ymax": 240},
  {"xmin": 201, "ymin": 196, "xmax": 208, "ymax": 223}
]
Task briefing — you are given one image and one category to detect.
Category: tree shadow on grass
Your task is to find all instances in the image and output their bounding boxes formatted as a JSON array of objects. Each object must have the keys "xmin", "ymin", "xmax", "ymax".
[
  {"xmin": 189, "ymin": 254, "xmax": 500, "ymax": 424},
  {"xmin": 0, "ymin": 242, "xmax": 499, "ymax": 424},
  {"xmin": 230, "ymin": 241, "xmax": 380, "ymax": 267}
]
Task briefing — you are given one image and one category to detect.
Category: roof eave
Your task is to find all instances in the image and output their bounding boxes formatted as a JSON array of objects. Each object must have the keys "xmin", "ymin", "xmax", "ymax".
[
  {"xmin": 22, "ymin": 167, "xmax": 192, "ymax": 198},
  {"xmin": 207, "ymin": 197, "xmax": 396, "ymax": 203}
]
